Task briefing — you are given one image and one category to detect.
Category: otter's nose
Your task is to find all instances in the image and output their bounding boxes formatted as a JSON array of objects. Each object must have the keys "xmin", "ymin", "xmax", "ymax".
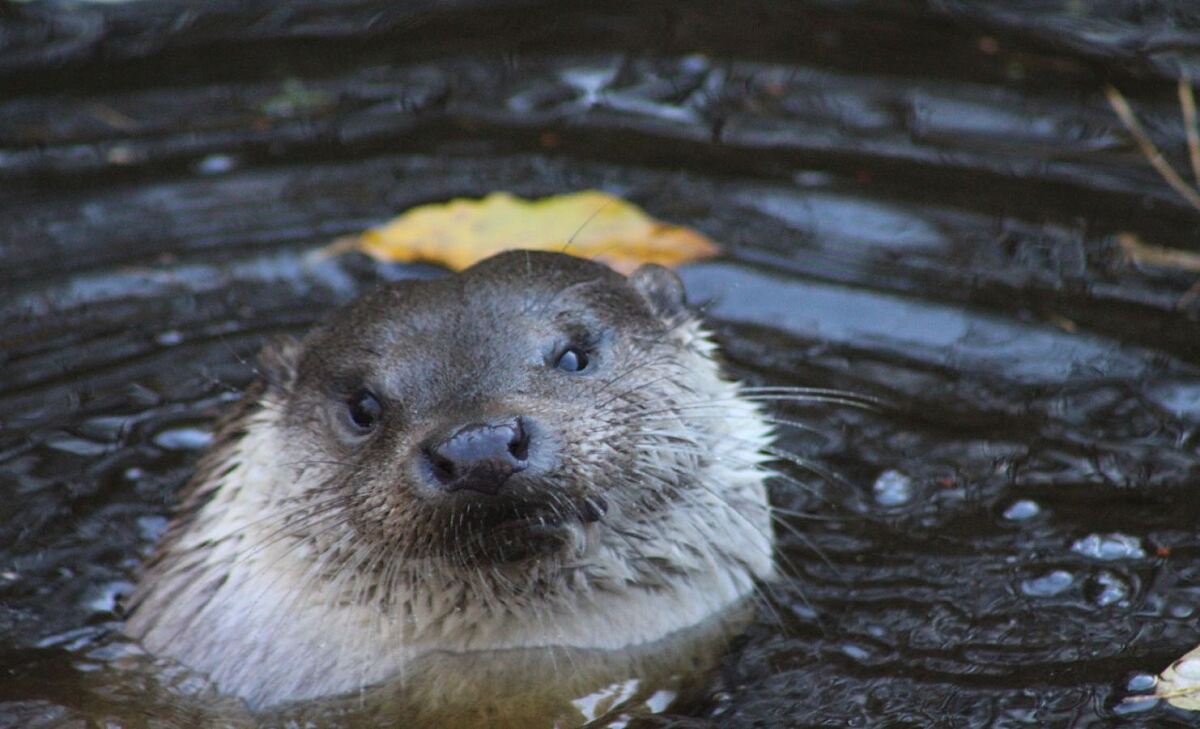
[{"xmin": 422, "ymin": 417, "xmax": 530, "ymax": 495}]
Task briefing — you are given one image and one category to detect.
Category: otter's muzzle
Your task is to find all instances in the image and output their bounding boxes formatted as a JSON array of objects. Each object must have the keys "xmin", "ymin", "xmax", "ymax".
[{"xmin": 421, "ymin": 417, "xmax": 531, "ymax": 496}]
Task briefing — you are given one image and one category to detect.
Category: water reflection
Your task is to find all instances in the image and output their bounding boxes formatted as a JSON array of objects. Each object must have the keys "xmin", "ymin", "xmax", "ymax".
[{"xmin": 43, "ymin": 600, "xmax": 752, "ymax": 728}]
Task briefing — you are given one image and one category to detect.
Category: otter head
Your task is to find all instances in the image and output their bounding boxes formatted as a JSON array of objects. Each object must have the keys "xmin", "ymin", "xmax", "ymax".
[
  {"xmin": 126, "ymin": 250, "xmax": 774, "ymax": 707},
  {"xmin": 263, "ymin": 251, "xmax": 731, "ymax": 569}
]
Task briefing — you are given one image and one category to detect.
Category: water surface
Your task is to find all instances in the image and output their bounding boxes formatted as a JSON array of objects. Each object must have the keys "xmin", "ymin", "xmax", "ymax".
[{"xmin": 3, "ymin": 1, "xmax": 1200, "ymax": 726}]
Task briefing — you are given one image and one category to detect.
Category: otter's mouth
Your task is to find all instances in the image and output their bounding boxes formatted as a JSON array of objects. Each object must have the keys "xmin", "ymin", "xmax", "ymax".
[
  {"xmin": 445, "ymin": 495, "xmax": 607, "ymax": 563},
  {"xmin": 489, "ymin": 494, "xmax": 605, "ymax": 532}
]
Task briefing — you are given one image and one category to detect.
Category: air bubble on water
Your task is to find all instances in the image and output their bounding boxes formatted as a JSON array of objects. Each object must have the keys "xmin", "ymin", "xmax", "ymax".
[
  {"xmin": 1020, "ymin": 570, "xmax": 1073, "ymax": 597},
  {"xmin": 137, "ymin": 515, "xmax": 169, "ymax": 541},
  {"xmin": 1126, "ymin": 673, "xmax": 1157, "ymax": 692},
  {"xmin": 35, "ymin": 626, "xmax": 103, "ymax": 650},
  {"xmin": 789, "ymin": 601, "xmax": 818, "ymax": 621},
  {"xmin": 644, "ymin": 689, "xmax": 677, "ymax": 713},
  {"xmin": 155, "ymin": 330, "xmax": 184, "ymax": 346},
  {"xmin": 793, "ymin": 170, "xmax": 835, "ymax": 187},
  {"xmin": 1003, "ymin": 499, "xmax": 1040, "ymax": 521},
  {"xmin": 1169, "ymin": 603, "xmax": 1196, "ymax": 619},
  {"xmin": 1070, "ymin": 533, "xmax": 1146, "ymax": 561},
  {"xmin": 152, "ymin": 427, "xmax": 213, "ymax": 451},
  {"xmin": 1090, "ymin": 570, "xmax": 1129, "ymax": 607},
  {"xmin": 1113, "ymin": 695, "xmax": 1158, "ymax": 715},
  {"xmin": 86, "ymin": 580, "xmax": 132, "ymax": 614},
  {"xmin": 872, "ymin": 469, "xmax": 913, "ymax": 506},
  {"xmin": 840, "ymin": 643, "xmax": 872, "ymax": 661},
  {"xmin": 193, "ymin": 153, "xmax": 238, "ymax": 175},
  {"xmin": 44, "ymin": 433, "xmax": 110, "ymax": 457}
]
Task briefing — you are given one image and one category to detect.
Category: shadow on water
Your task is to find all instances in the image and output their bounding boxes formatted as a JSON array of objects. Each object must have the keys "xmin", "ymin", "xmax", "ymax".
[{"xmin": 3, "ymin": 1, "xmax": 1200, "ymax": 726}]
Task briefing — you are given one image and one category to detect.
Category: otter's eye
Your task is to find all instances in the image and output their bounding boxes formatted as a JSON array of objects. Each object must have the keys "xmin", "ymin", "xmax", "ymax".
[
  {"xmin": 345, "ymin": 390, "xmax": 383, "ymax": 432},
  {"xmin": 554, "ymin": 347, "xmax": 589, "ymax": 373}
]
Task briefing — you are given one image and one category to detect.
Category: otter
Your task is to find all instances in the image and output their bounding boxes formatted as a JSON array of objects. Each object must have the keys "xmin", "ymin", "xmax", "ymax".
[{"xmin": 123, "ymin": 250, "xmax": 775, "ymax": 709}]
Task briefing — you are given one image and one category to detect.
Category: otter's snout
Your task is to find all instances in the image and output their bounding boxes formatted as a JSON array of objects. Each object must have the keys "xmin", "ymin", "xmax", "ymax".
[{"xmin": 421, "ymin": 417, "xmax": 531, "ymax": 496}]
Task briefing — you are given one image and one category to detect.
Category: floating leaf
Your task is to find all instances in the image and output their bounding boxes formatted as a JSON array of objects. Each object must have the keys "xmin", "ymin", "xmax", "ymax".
[
  {"xmin": 326, "ymin": 190, "xmax": 720, "ymax": 273},
  {"xmin": 1156, "ymin": 643, "xmax": 1200, "ymax": 710}
]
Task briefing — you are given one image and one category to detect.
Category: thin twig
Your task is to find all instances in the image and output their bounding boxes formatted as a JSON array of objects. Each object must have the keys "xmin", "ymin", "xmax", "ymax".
[
  {"xmin": 1105, "ymin": 84, "xmax": 1200, "ymax": 212},
  {"xmin": 1179, "ymin": 75, "xmax": 1200, "ymax": 185},
  {"xmin": 1178, "ymin": 279, "xmax": 1200, "ymax": 310}
]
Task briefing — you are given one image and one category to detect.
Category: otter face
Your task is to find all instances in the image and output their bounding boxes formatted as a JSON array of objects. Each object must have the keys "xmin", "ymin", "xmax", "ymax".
[{"xmin": 265, "ymin": 251, "xmax": 725, "ymax": 570}]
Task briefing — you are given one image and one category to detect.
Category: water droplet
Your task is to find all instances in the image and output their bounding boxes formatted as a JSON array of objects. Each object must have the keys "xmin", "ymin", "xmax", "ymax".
[
  {"xmin": 840, "ymin": 643, "xmax": 872, "ymax": 661},
  {"xmin": 1070, "ymin": 533, "xmax": 1146, "ymax": 561},
  {"xmin": 86, "ymin": 580, "xmax": 132, "ymax": 614},
  {"xmin": 152, "ymin": 427, "xmax": 213, "ymax": 451},
  {"xmin": 126, "ymin": 383, "xmax": 162, "ymax": 407},
  {"xmin": 1145, "ymin": 381, "xmax": 1200, "ymax": 422},
  {"xmin": 35, "ymin": 626, "xmax": 103, "ymax": 650},
  {"xmin": 710, "ymin": 692, "xmax": 733, "ymax": 716},
  {"xmin": 1168, "ymin": 603, "xmax": 1195, "ymax": 619},
  {"xmin": 1126, "ymin": 673, "xmax": 1157, "ymax": 692},
  {"xmin": 193, "ymin": 153, "xmax": 238, "ymax": 176},
  {"xmin": 644, "ymin": 689, "xmax": 677, "ymax": 713},
  {"xmin": 1003, "ymin": 499, "xmax": 1040, "ymax": 521},
  {"xmin": 137, "ymin": 515, "xmax": 168, "ymax": 541},
  {"xmin": 78, "ymin": 416, "xmax": 128, "ymax": 442},
  {"xmin": 872, "ymin": 469, "xmax": 913, "ymax": 506},
  {"xmin": 1020, "ymin": 570, "xmax": 1073, "ymax": 597},
  {"xmin": 793, "ymin": 170, "xmax": 835, "ymax": 187},
  {"xmin": 1113, "ymin": 695, "xmax": 1158, "ymax": 715},
  {"xmin": 789, "ymin": 601, "xmax": 818, "ymax": 621},
  {"xmin": 1087, "ymin": 570, "xmax": 1129, "ymax": 607},
  {"xmin": 106, "ymin": 145, "xmax": 136, "ymax": 165},
  {"xmin": 154, "ymin": 330, "xmax": 184, "ymax": 346},
  {"xmin": 43, "ymin": 432, "xmax": 110, "ymax": 457}
]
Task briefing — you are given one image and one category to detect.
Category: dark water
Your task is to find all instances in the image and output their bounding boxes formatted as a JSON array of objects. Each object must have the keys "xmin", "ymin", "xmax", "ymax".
[{"xmin": 4, "ymin": 1, "xmax": 1200, "ymax": 726}]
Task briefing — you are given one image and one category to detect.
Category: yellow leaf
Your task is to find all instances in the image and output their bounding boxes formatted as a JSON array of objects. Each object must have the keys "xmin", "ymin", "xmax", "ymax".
[{"xmin": 327, "ymin": 191, "xmax": 720, "ymax": 274}]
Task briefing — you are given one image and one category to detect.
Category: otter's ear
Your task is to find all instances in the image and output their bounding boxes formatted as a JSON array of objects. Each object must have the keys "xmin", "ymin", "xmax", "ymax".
[
  {"xmin": 628, "ymin": 264, "xmax": 689, "ymax": 322},
  {"xmin": 257, "ymin": 335, "xmax": 300, "ymax": 393}
]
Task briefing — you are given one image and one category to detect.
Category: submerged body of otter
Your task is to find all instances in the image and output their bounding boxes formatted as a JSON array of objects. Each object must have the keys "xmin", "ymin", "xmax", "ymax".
[{"xmin": 123, "ymin": 250, "xmax": 775, "ymax": 708}]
